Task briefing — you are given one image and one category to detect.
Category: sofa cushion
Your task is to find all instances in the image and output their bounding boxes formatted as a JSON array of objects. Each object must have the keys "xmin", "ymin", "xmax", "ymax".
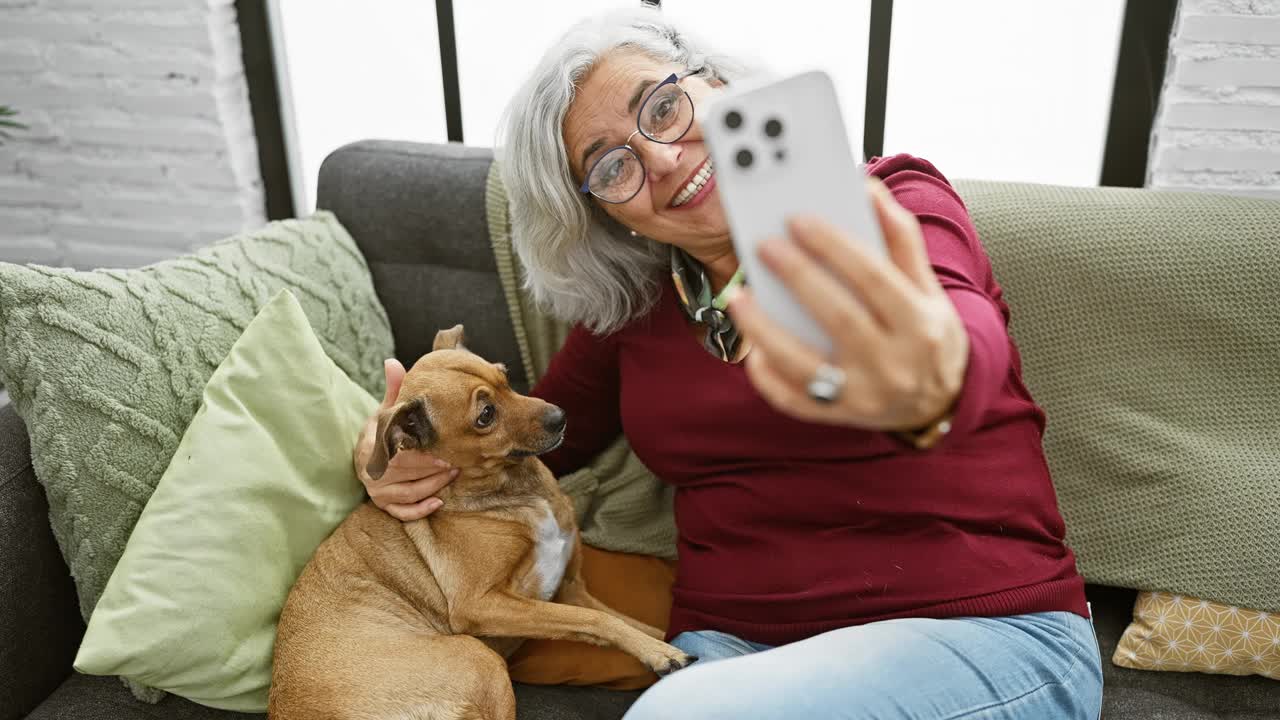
[
  {"xmin": 27, "ymin": 674, "xmax": 642, "ymax": 720},
  {"xmin": 30, "ymin": 589, "xmax": 1280, "ymax": 720},
  {"xmin": 0, "ymin": 408, "xmax": 83, "ymax": 720},
  {"xmin": 316, "ymin": 140, "xmax": 528, "ymax": 389}
]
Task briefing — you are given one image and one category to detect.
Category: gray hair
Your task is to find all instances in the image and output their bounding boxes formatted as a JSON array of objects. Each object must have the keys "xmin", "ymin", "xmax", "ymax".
[{"xmin": 496, "ymin": 6, "xmax": 752, "ymax": 334}]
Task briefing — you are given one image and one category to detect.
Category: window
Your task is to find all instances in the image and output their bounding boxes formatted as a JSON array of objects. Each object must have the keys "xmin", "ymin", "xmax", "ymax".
[
  {"xmin": 454, "ymin": 0, "xmax": 604, "ymax": 147},
  {"xmin": 456, "ymin": 1, "xmax": 873, "ymax": 151},
  {"xmin": 662, "ymin": 0, "xmax": 873, "ymax": 155},
  {"xmin": 264, "ymin": 0, "xmax": 1145, "ymax": 204},
  {"xmin": 883, "ymin": 1, "xmax": 1126, "ymax": 186},
  {"xmin": 272, "ymin": 0, "xmax": 448, "ymax": 211}
]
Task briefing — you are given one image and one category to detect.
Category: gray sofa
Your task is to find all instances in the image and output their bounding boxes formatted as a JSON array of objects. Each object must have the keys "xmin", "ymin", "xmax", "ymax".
[{"xmin": 3, "ymin": 140, "xmax": 1278, "ymax": 719}]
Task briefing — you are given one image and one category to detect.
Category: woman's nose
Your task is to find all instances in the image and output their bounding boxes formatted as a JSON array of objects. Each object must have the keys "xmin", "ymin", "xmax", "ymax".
[{"xmin": 636, "ymin": 140, "xmax": 682, "ymax": 182}]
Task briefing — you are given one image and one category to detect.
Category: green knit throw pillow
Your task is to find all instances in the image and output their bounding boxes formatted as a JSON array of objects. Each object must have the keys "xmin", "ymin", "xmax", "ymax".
[
  {"xmin": 954, "ymin": 181, "xmax": 1280, "ymax": 612},
  {"xmin": 0, "ymin": 212, "xmax": 393, "ymax": 694}
]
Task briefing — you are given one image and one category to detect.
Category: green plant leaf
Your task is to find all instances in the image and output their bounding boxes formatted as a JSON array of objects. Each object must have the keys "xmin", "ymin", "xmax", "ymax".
[{"xmin": 0, "ymin": 106, "xmax": 28, "ymax": 144}]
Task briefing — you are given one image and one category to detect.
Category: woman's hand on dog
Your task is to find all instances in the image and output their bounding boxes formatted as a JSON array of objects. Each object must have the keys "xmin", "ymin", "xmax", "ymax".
[
  {"xmin": 727, "ymin": 177, "xmax": 969, "ymax": 432},
  {"xmin": 355, "ymin": 358, "xmax": 459, "ymax": 521}
]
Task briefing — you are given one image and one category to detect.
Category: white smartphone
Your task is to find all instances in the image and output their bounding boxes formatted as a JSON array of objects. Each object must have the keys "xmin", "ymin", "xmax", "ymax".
[{"xmin": 704, "ymin": 70, "xmax": 885, "ymax": 355}]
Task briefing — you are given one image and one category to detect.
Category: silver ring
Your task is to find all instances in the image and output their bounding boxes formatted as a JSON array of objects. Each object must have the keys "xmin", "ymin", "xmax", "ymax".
[{"xmin": 806, "ymin": 363, "xmax": 846, "ymax": 404}]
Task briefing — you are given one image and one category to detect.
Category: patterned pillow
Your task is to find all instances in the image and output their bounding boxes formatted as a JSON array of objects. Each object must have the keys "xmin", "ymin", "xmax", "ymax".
[
  {"xmin": 0, "ymin": 211, "xmax": 392, "ymax": 645},
  {"xmin": 1114, "ymin": 591, "xmax": 1280, "ymax": 680}
]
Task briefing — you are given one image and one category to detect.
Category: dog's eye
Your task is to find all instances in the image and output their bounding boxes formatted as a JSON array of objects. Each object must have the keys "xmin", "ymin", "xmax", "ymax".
[{"xmin": 476, "ymin": 404, "xmax": 496, "ymax": 428}]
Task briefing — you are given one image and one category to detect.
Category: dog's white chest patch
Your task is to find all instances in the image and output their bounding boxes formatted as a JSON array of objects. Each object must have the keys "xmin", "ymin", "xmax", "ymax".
[{"xmin": 530, "ymin": 503, "xmax": 575, "ymax": 601}]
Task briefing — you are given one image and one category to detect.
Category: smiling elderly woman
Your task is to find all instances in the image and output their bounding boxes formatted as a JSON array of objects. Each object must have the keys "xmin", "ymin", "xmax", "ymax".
[{"xmin": 357, "ymin": 6, "xmax": 1103, "ymax": 719}]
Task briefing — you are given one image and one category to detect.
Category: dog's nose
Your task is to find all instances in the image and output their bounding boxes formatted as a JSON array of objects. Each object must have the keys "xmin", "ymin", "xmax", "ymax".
[{"xmin": 542, "ymin": 406, "xmax": 566, "ymax": 434}]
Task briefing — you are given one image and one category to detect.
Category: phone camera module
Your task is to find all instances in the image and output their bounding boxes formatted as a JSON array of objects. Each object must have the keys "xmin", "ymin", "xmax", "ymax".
[
  {"xmin": 735, "ymin": 148, "xmax": 754, "ymax": 168},
  {"xmin": 764, "ymin": 118, "xmax": 783, "ymax": 138},
  {"xmin": 725, "ymin": 111, "xmax": 743, "ymax": 130}
]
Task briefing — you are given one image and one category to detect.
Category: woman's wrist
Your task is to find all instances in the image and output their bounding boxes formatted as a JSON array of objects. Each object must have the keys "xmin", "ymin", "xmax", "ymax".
[
  {"xmin": 888, "ymin": 372, "xmax": 963, "ymax": 449},
  {"xmin": 889, "ymin": 402, "xmax": 956, "ymax": 449}
]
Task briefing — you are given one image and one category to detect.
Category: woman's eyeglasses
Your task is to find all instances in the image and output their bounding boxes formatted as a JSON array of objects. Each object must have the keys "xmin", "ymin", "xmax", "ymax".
[{"xmin": 579, "ymin": 71, "xmax": 698, "ymax": 204}]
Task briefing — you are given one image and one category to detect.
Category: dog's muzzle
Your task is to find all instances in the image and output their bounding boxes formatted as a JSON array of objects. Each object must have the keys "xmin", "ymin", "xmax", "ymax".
[{"xmin": 508, "ymin": 430, "xmax": 565, "ymax": 459}]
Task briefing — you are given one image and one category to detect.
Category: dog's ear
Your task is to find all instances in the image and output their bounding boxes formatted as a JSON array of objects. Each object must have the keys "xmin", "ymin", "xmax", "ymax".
[
  {"xmin": 364, "ymin": 397, "xmax": 436, "ymax": 481},
  {"xmin": 432, "ymin": 324, "xmax": 467, "ymax": 352}
]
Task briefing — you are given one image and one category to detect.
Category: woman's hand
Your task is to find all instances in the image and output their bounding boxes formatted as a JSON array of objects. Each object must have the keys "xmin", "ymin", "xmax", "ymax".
[
  {"xmin": 727, "ymin": 177, "xmax": 969, "ymax": 432},
  {"xmin": 354, "ymin": 359, "xmax": 458, "ymax": 521}
]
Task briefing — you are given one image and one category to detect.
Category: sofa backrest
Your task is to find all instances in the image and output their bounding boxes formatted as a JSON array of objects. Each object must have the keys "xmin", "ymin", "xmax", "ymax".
[
  {"xmin": 319, "ymin": 141, "xmax": 1280, "ymax": 608},
  {"xmin": 317, "ymin": 141, "xmax": 529, "ymax": 389}
]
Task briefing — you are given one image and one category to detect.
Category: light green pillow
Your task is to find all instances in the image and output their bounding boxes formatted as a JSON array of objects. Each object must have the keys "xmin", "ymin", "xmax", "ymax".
[{"xmin": 74, "ymin": 289, "xmax": 376, "ymax": 712}]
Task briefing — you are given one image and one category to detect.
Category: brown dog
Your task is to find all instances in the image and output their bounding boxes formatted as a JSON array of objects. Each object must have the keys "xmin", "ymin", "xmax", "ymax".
[{"xmin": 268, "ymin": 325, "xmax": 695, "ymax": 720}]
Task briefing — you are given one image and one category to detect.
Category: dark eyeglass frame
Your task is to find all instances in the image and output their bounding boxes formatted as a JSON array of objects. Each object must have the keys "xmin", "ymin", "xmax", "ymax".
[{"xmin": 578, "ymin": 69, "xmax": 700, "ymax": 205}]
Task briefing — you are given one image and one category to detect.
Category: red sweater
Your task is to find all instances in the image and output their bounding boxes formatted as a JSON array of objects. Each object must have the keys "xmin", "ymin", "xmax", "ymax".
[{"xmin": 532, "ymin": 154, "xmax": 1088, "ymax": 645}]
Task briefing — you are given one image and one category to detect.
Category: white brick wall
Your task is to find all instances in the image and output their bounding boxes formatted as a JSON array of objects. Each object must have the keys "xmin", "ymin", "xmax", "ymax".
[
  {"xmin": 1149, "ymin": 0, "xmax": 1280, "ymax": 198},
  {"xmin": 0, "ymin": 0, "xmax": 266, "ymax": 269}
]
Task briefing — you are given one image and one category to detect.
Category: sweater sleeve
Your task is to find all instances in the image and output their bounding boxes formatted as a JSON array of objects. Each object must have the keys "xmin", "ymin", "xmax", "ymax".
[
  {"xmin": 528, "ymin": 323, "xmax": 625, "ymax": 476},
  {"xmin": 869, "ymin": 154, "xmax": 1012, "ymax": 439}
]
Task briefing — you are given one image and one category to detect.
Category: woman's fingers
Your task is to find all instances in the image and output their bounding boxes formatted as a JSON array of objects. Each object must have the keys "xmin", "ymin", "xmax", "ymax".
[
  {"xmin": 368, "ymin": 459, "xmax": 458, "ymax": 522},
  {"xmin": 385, "ymin": 448, "xmax": 450, "ymax": 473},
  {"xmin": 784, "ymin": 215, "xmax": 922, "ymax": 329},
  {"xmin": 381, "ymin": 358, "xmax": 407, "ymax": 409},
  {"xmin": 370, "ymin": 467, "xmax": 459, "ymax": 505},
  {"xmin": 866, "ymin": 177, "xmax": 941, "ymax": 295},
  {"xmin": 366, "ymin": 360, "xmax": 454, "ymax": 524},
  {"xmin": 743, "ymin": 349, "xmax": 827, "ymax": 423},
  {"xmin": 756, "ymin": 234, "xmax": 880, "ymax": 342},
  {"xmin": 385, "ymin": 497, "xmax": 444, "ymax": 522},
  {"xmin": 363, "ymin": 449, "xmax": 450, "ymax": 490}
]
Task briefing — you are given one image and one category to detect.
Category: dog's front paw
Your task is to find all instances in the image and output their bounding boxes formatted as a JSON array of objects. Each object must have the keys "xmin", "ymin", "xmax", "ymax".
[
  {"xmin": 645, "ymin": 643, "xmax": 698, "ymax": 677},
  {"xmin": 655, "ymin": 652, "xmax": 698, "ymax": 677}
]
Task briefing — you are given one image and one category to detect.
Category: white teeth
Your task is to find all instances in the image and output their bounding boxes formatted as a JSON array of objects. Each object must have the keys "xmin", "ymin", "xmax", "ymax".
[{"xmin": 672, "ymin": 159, "xmax": 715, "ymax": 207}]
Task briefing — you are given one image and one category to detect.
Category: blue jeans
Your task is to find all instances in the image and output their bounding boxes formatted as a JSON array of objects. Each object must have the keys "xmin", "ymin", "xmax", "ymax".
[{"xmin": 623, "ymin": 611, "xmax": 1103, "ymax": 720}]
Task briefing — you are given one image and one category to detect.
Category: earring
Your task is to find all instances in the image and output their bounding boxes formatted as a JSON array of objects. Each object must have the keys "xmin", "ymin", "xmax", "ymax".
[{"xmin": 629, "ymin": 229, "xmax": 639, "ymax": 238}]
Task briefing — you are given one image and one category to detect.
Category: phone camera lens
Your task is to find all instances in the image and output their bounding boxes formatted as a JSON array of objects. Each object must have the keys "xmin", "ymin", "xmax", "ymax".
[
  {"xmin": 725, "ymin": 111, "xmax": 743, "ymax": 130},
  {"xmin": 764, "ymin": 118, "xmax": 783, "ymax": 138},
  {"xmin": 735, "ymin": 148, "xmax": 754, "ymax": 168}
]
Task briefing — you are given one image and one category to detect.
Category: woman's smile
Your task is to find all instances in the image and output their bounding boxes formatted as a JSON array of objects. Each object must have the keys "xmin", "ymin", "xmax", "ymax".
[{"xmin": 669, "ymin": 157, "xmax": 716, "ymax": 209}]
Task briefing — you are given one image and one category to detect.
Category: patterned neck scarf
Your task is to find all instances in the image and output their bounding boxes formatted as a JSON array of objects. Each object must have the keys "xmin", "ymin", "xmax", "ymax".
[{"xmin": 670, "ymin": 247, "xmax": 747, "ymax": 362}]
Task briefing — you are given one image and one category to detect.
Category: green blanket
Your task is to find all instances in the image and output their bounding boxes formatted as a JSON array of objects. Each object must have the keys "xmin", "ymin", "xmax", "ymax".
[{"xmin": 487, "ymin": 161, "xmax": 1280, "ymax": 611}]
